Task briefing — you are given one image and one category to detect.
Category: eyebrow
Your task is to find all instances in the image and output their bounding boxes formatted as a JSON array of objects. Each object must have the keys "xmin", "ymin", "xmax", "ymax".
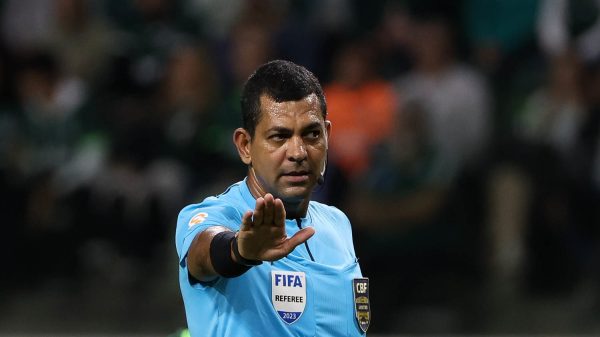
[
  {"xmin": 303, "ymin": 122, "xmax": 322, "ymax": 130},
  {"xmin": 266, "ymin": 126, "xmax": 292, "ymax": 134},
  {"xmin": 266, "ymin": 122, "xmax": 322, "ymax": 133}
]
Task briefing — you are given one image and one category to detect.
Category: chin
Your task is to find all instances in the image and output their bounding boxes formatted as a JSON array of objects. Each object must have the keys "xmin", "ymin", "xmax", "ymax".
[{"xmin": 277, "ymin": 186, "xmax": 312, "ymax": 203}]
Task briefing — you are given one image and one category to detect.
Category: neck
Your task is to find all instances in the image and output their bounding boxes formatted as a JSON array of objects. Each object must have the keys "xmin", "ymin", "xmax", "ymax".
[
  {"xmin": 284, "ymin": 200, "xmax": 310, "ymax": 219},
  {"xmin": 246, "ymin": 167, "xmax": 310, "ymax": 219}
]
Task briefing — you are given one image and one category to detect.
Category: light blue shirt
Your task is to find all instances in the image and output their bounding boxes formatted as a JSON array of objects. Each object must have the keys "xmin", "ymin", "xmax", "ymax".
[{"xmin": 175, "ymin": 179, "xmax": 366, "ymax": 336}]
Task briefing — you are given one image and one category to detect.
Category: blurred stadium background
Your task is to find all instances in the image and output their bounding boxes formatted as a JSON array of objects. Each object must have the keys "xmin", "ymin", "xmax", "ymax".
[{"xmin": 0, "ymin": 0, "xmax": 599, "ymax": 335}]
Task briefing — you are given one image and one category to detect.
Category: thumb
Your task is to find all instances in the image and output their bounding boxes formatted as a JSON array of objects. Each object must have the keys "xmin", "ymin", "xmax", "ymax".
[{"xmin": 284, "ymin": 227, "xmax": 315, "ymax": 252}]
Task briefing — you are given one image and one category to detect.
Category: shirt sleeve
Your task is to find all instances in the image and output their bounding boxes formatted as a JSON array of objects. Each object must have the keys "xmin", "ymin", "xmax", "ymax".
[{"xmin": 175, "ymin": 198, "xmax": 242, "ymax": 268}]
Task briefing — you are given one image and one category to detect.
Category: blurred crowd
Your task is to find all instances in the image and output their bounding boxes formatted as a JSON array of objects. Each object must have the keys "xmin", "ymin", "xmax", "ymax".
[{"xmin": 0, "ymin": 0, "xmax": 599, "ymax": 334}]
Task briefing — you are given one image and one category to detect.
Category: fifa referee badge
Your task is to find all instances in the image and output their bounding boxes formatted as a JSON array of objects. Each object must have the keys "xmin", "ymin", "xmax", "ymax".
[
  {"xmin": 272, "ymin": 271, "xmax": 307, "ymax": 324},
  {"xmin": 353, "ymin": 278, "xmax": 370, "ymax": 332}
]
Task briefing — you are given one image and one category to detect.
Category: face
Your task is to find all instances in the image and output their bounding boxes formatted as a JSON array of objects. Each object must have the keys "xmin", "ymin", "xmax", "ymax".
[{"xmin": 235, "ymin": 93, "xmax": 330, "ymax": 204}]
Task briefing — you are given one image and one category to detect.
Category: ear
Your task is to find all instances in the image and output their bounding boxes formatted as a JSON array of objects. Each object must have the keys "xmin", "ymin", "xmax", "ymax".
[
  {"xmin": 233, "ymin": 128, "xmax": 252, "ymax": 165},
  {"xmin": 324, "ymin": 120, "xmax": 332, "ymax": 149}
]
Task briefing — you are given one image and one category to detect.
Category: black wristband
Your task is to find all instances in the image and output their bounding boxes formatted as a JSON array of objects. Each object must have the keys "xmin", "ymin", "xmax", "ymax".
[
  {"xmin": 209, "ymin": 231, "xmax": 252, "ymax": 278},
  {"xmin": 232, "ymin": 235, "xmax": 263, "ymax": 266}
]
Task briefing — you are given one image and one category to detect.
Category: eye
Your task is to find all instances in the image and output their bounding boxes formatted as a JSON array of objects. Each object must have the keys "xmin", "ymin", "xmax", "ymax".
[
  {"xmin": 269, "ymin": 134, "xmax": 287, "ymax": 142},
  {"xmin": 305, "ymin": 130, "xmax": 320, "ymax": 140}
]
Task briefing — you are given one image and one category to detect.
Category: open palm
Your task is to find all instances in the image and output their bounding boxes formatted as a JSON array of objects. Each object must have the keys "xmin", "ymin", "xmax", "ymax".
[{"xmin": 236, "ymin": 194, "xmax": 315, "ymax": 261}]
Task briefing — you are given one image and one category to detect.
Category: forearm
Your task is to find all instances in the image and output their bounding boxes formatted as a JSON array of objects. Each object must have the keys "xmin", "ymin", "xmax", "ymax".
[{"xmin": 187, "ymin": 226, "xmax": 232, "ymax": 282}]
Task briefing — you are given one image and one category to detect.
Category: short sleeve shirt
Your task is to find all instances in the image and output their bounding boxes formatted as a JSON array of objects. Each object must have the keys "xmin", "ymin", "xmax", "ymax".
[{"xmin": 175, "ymin": 179, "xmax": 366, "ymax": 336}]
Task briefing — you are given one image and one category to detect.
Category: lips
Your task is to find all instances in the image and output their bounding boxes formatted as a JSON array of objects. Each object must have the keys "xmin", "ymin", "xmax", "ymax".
[
  {"xmin": 281, "ymin": 171, "xmax": 311, "ymax": 183},
  {"xmin": 283, "ymin": 171, "xmax": 310, "ymax": 176}
]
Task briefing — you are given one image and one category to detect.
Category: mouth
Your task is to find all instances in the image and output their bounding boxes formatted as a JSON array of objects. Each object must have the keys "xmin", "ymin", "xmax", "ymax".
[{"xmin": 281, "ymin": 170, "xmax": 311, "ymax": 183}]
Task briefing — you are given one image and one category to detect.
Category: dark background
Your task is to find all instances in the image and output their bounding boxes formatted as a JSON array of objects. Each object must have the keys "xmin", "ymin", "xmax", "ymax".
[{"xmin": 0, "ymin": 0, "xmax": 599, "ymax": 335}]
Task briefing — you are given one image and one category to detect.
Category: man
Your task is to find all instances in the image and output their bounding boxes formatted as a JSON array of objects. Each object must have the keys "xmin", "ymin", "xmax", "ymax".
[{"xmin": 175, "ymin": 60, "xmax": 369, "ymax": 336}]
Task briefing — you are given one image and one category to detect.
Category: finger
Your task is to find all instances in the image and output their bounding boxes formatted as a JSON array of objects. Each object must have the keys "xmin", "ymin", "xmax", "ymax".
[
  {"xmin": 282, "ymin": 227, "xmax": 315, "ymax": 254},
  {"xmin": 273, "ymin": 198, "xmax": 286, "ymax": 227},
  {"xmin": 253, "ymin": 197, "xmax": 265, "ymax": 225},
  {"xmin": 240, "ymin": 210, "xmax": 254, "ymax": 231},
  {"xmin": 262, "ymin": 193, "xmax": 274, "ymax": 225}
]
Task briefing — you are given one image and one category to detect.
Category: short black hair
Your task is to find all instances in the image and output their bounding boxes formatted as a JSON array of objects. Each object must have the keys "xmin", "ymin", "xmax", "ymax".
[{"xmin": 241, "ymin": 60, "xmax": 327, "ymax": 136}]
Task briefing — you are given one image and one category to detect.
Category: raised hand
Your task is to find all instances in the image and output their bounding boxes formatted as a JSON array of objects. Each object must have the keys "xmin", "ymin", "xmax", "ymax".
[{"xmin": 236, "ymin": 193, "xmax": 315, "ymax": 262}]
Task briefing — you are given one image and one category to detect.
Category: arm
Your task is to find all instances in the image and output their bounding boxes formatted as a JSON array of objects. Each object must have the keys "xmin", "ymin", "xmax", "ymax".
[
  {"xmin": 186, "ymin": 193, "xmax": 315, "ymax": 281},
  {"xmin": 187, "ymin": 225, "xmax": 231, "ymax": 282}
]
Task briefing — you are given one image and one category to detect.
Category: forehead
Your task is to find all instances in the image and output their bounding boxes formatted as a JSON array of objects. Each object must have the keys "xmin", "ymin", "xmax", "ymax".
[{"xmin": 257, "ymin": 93, "xmax": 323, "ymax": 129}]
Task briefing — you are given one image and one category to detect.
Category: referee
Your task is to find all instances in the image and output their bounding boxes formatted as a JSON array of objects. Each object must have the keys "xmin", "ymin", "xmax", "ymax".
[{"xmin": 175, "ymin": 60, "xmax": 370, "ymax": 336}]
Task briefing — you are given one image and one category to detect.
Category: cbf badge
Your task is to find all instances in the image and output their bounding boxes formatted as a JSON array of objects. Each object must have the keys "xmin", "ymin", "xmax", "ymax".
[
  {"xmin": 353, "ymin": 278, "xmax": 371, "ymax": 332},
  {"xmin": 271, "ymin": 271, "xmax": 306, "ymax": 324}
]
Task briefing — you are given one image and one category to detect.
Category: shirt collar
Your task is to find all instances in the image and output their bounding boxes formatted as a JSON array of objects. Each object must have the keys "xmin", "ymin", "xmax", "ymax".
[{"xmin": 240, "ymin": 177, "xmax": 257, "ymax": 210}]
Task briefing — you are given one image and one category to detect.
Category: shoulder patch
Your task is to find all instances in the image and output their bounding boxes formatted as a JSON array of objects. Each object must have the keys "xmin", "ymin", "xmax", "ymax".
[{"xmin": 188, "ymin": 212, "xmax": 208, "ymax": 228}]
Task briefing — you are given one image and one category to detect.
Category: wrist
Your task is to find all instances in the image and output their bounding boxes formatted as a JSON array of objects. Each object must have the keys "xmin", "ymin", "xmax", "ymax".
[
  {"xmin": 232, "ymin": 233, "xmax": 263, "ymax": 266},
  {"xmin": 210, "ymin": 231, "xmax": 260, "ymax": 278}
]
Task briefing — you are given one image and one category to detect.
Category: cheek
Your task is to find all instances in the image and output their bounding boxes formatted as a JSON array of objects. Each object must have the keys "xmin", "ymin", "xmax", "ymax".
[
  {"xmin": 252, "ymin": 146, "xmax": 285, "ymax": 172},
  {"xmin": 269, "ymin": 149, "xmax": 288, "ymax": 169},
  {"xmin": 308, "ymin": 144, "xmax": 327, "ymax": 157}
]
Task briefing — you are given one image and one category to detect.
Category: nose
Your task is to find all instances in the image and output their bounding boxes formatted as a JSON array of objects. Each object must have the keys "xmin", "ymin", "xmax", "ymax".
[{"xmin": 287, "ymin": 136, "xmax": 307, "ymax": 162}]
